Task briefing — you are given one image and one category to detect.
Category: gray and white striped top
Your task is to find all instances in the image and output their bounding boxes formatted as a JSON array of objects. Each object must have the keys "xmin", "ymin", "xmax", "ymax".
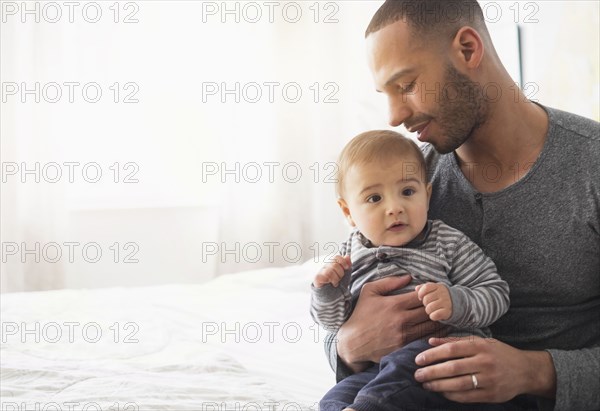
[{"xmin": 310, "ymin": 220, "xmax": 509, "ymax": 337}]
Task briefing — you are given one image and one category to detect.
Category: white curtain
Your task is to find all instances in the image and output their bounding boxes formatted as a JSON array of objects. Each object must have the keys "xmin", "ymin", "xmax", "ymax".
[
  {"xmin": 1, "ymin": 1, "xmax": 386, "ymax": 292},
  {"xmin": 1, "ymin": 20, "xmax": 68, "ymax": 291}
]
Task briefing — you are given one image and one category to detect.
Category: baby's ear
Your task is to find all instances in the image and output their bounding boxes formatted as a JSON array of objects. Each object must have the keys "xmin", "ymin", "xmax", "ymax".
[
  {"xmin": 426, "ymin": 183, "xmax": 433, "ymax": 204},
  {"xmin": 337, "ymin": 198, "xmax": 356, "ymax": 227}
]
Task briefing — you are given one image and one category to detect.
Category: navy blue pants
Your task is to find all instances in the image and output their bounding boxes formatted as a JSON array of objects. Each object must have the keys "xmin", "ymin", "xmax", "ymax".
[{"xmin": 320, "ymin": 340, "xmax": 538, "ymax": 411}]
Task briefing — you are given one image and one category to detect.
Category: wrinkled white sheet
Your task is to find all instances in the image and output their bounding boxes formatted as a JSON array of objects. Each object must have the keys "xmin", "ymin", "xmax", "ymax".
[{"xmin": 0, "ymin": 260, "xmax": 333, "ymax": 410}]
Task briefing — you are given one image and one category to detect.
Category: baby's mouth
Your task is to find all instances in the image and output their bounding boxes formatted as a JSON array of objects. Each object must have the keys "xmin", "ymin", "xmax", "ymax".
[{"xmin": 387, "ymin": 222, "xmax": 407, "ymax": 231}]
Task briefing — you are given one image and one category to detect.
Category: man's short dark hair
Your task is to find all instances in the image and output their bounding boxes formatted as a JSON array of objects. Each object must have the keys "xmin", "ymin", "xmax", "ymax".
[{"xmin": 365, "ymin": 0, "xmax": 488, "ymax": 42}]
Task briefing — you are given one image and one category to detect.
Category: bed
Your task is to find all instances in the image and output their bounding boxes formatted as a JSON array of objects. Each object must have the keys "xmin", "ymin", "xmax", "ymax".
[{"xmin": 0, "ymin": 259, "xmax": 333, "ymax": 410}]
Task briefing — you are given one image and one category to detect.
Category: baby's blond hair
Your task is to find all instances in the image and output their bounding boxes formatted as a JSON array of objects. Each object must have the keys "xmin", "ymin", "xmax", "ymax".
[{"xmin": 336, "ymin": 130, "xmax": 427, "ymax": 198}]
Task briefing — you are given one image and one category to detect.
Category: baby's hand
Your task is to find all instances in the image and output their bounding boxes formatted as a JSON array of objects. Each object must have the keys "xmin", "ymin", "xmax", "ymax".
[
  {"xmin": 313, "ymin": 255, "xmax": 351, "ymax": 288},
  {"xmin": 415, "ymin": 282, "xmax": 452, "ymax": 321}
]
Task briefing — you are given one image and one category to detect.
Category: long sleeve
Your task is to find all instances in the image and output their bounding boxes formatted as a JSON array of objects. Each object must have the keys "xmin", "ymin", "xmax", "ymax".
[
  {"xmin": 442, "ymin": 231, "xmax": 510, "ymax": 329},
  {"xmin": 315, "ymin": 234, "xmax": 360, "ymax": 382},
  {"xmin": 545, "ymin": 347, "xmax": 600, "ymax": 411},
  {"xmin": 310, "ymin": 273, "xmax": 352, "ymax": 330},
  {"xmin": 324, "ymin": 328, "xmax": 355, "ymax": 383},
  {"xmin": 310, "ymin": 238, "xmax": 353, "ymax": 331}
]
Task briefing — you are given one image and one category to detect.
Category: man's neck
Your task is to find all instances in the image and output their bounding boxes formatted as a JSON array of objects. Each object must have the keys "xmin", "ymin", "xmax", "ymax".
[{"xmin": 454, "ymin": 94, "xmax": 549, "ymax": 193}]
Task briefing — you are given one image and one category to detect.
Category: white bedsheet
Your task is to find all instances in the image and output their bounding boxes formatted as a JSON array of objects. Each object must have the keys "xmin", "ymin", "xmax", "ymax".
[{"xmin": 0, "ymin": 260, "xmax": 333, "ymax": 410}]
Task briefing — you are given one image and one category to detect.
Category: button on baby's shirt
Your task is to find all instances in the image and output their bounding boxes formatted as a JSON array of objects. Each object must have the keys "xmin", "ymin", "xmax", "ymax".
[{"xmin": 375, "ymin": 249, "xmax": 389, "ymax": 262}]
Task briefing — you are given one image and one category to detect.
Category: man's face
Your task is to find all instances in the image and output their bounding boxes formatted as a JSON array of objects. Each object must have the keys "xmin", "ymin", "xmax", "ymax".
[
  {"xmin": 366, "ymin": 21, "xmax": 487, "ymax": 154},
  {"xmin": 339, "ymin": 155, "xmax": 432, "ymax": 247}
]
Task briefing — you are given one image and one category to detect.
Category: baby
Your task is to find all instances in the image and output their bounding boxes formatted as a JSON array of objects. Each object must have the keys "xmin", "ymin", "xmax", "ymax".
[{"xmin": 310, "ymin": 130, "xmax": 510, "ymax": 411}]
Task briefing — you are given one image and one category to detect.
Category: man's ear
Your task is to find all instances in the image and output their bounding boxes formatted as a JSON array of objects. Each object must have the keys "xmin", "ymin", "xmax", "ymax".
[
  {"xmin": 337, "ymin": 198, "xmax": 356, "ymax": 227},
  {"xmin": 450, "ymin": 26, "xmax": 485, "ymax": 69}
]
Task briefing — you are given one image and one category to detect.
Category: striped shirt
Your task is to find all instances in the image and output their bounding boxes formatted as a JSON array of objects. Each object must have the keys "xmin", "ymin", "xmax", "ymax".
[{"xmin": 311, "ymin": 220, "xmax": 509, "ymax": 338}]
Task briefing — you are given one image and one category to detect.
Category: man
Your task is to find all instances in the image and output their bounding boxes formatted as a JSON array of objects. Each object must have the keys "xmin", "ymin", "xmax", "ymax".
[{"xmin": 324, "ymin": 1, "xmax": 600, "ymax": 410}]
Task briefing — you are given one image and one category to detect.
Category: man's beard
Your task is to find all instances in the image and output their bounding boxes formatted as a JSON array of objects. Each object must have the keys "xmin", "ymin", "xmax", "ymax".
[{"xmin": 431, "ymin": 65, "xmax": 489, "ymax": 154}]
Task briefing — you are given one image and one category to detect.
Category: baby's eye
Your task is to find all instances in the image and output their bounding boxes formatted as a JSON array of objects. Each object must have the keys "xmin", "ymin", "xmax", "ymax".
[
  {"xmin": 367, "ymin": 194, "xmax": 382, "ymax": 203},
  {"xmin": 402, "ymin": 188, "xmax": 415, "ymax": 196}
]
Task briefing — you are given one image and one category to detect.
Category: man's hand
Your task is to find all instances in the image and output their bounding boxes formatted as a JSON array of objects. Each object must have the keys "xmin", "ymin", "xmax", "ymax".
[
  {"xmin": 336, "ymin": 275, "xmax": 446, "ymax": 373},
  {"xmin": 313, "ymin": 255, "xmax": 351, "ymax": 288},
  {"xmin": 416, "ymin": 282, "xmax": 452, "ymax": 321},
  {"xmin": 414, "ymin": 336, "xmax": 557, "ymax": 402}
]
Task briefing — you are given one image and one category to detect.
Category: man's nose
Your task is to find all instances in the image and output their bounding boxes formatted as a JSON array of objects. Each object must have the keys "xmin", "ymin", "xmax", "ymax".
[{"xmin": 388, "ymin": 96, "xmax": 413, "ymax": 127}]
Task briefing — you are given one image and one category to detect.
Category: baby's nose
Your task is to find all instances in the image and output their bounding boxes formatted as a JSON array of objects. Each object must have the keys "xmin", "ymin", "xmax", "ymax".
[{"xmin": 387, "ymin": 203, "xmax": 404, "ymax": 215}]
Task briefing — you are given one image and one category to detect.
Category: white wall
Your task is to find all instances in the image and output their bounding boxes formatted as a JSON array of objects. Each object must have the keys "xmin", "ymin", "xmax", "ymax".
[{"xmin": 519, "ymin": 1, "xmax": 599, "ymax": 120}]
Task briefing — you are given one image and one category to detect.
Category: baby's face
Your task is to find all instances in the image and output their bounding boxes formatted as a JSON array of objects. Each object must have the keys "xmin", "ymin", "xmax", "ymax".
[{"xmin": 339, "ymin": 155, "xmax": 431, "ymax": 247}]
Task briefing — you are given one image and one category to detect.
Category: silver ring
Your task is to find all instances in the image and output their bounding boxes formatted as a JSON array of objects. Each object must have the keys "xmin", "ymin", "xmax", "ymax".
[{"xmin": 471, "ymin": 374, "xmax": 479, "ymax": 390}]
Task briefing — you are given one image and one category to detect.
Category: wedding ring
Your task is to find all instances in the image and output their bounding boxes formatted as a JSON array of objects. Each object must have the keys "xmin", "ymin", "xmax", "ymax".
[{"xmin": 471, "ymin": 373, "xmax": 479, "ymax": 390}]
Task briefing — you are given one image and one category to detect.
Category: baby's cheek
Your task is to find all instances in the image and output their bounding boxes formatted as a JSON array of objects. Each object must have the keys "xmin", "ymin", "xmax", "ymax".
[{"xmin": 360, "ymin": 215, "xmax": 382, "ymax": 242}]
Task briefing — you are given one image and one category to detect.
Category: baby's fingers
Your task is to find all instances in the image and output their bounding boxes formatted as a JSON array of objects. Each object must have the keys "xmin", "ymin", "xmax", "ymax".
[
  {"xmin": 428, "ymin": 306, "xmax": 451, "ymax": 322},
  {"xmin": 328, "ymin": 262, "xmax": 347, "ymax": 287},
  {"xmin": 313, "ymin": 271, "xmax": 333, "ymax": 288},
  {"xmin": 313, "ymin": 266, "xmax": 341, "ymax": 288},
  {"xmin": 332, "ymin": 255, "xmax": 351, "ymax": 271},
  {"xmin": 416, "ymin": 282, "xmax": 438, "ymax": 301},
  {"xmin": 314, "ymin": 259, "xmax": 346, "ymax": 287}
]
